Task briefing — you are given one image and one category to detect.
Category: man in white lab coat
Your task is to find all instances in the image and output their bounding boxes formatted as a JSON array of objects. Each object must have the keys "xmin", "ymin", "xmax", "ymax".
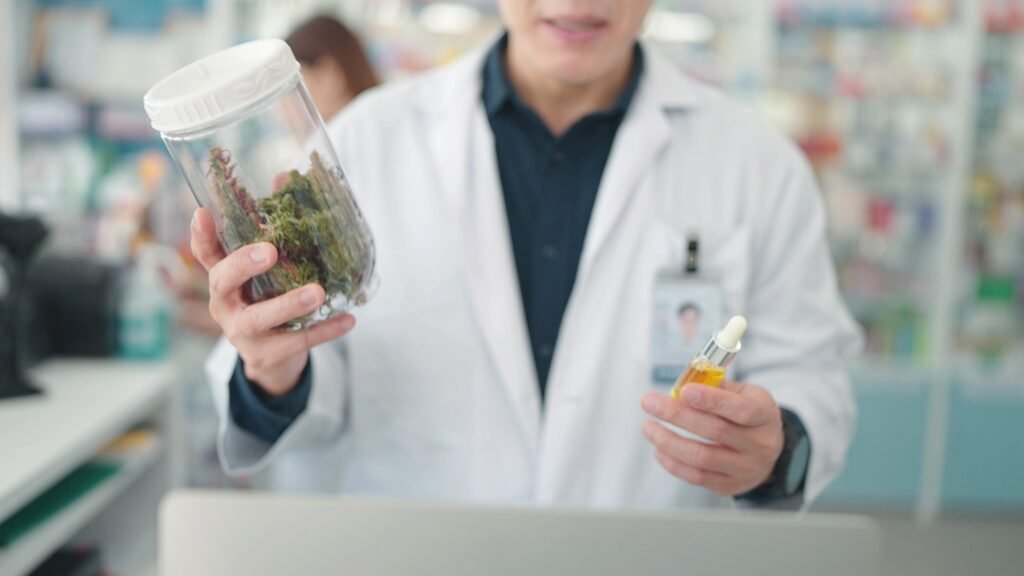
[{"xmin": 195, "ymin": 0, "xmax": 861, "ymax": 509}]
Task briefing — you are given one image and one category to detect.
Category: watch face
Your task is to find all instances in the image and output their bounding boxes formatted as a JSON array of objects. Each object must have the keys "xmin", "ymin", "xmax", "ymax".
[{"xmin": 785, "ymin": 436, "xmax": 811, "ymax": 495}]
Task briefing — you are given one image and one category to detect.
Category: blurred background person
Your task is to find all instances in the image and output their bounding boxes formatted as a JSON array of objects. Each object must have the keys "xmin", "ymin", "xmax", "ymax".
[{"xmin": 287, "ymin": 14, "xmax": 381, "ymax": 123}]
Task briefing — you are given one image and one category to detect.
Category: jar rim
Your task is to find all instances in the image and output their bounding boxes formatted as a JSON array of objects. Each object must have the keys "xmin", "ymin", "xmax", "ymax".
[{"xmin": 157, "ymin": 76, "xmax": 302, "ymax": 140}]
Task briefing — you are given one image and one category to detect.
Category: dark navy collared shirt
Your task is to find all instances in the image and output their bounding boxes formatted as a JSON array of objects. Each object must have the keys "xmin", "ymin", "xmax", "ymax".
[
  {"xmin": 483, "ymin": 35, "xmax": 642, "ymax": 396},
  {"xmin": 229, "ymin": 35, "xmax": 643, "ymax": 442}
]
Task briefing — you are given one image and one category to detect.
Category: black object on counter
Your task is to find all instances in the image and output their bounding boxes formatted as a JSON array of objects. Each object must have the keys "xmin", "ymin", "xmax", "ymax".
[
  {"xmin": 0, "ymin": 213, "xmax": 48, "ymax": 400},
  {"xmin": 29, "ymin": 545, "xmax": 105, "ymax": 576},
  {"xmin": 27, "ymin": 256, "xmax": 122, "ymax": 360}
]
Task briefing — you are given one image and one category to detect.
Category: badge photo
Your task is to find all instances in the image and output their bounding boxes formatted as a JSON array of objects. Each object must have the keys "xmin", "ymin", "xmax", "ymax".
[{"xmin": 649, "ymin": 237, "xmax": 725, "ymax": 387}]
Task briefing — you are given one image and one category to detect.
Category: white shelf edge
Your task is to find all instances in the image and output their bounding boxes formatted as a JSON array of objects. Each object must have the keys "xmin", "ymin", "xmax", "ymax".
[
  {"xmin": 917, "ymin": 0, "xmax": 985, "ymax": 525},
  {"xmin": 0, "ymin": 437, "xmax": 165, "ymax": 576}
]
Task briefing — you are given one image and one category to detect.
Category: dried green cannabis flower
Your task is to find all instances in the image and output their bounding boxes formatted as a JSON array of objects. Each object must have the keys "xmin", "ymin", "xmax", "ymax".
[{"xmin": 207, "ymin": 147, "xmax": 374, "ymax": 327}]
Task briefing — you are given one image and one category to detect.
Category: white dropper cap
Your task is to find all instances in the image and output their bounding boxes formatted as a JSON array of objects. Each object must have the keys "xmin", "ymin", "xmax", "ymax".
[{"xmin": 714, "ymin": 316, "xmax": 747, "ymax": 351}]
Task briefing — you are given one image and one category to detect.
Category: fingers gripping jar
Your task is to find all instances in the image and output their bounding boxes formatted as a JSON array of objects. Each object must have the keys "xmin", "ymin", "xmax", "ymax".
[{"xmin": 144, "ymin": 39, "xmax": 377, "ymax": 330}]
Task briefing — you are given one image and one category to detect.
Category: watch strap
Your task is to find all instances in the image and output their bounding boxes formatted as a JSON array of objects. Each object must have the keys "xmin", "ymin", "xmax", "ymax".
[{"xmin": 736, "ymin": 407, "xmax": 810, "ymax": 504}]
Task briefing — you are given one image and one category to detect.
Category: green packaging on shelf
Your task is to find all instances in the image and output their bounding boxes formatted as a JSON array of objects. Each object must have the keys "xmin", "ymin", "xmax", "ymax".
[
  {"xmin": 977, "ymin": 275, "xmax": 1016, "ymax": 303},
  {"xmin": 0, "ymin": 462, "xmax": 120, "ymax": 548},
  {"xmin": 963, "ymin": 275, "xmax": 1019, "ymax": 364}
]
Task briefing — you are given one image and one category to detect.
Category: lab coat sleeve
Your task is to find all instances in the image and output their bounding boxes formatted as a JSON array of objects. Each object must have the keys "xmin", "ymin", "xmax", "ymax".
[
  {"xmin": 734, "ymin": 139, "xmax": 864, "ymax": 507},
  {"xmin": 206, "ymin": 337, "xmax": 348, "ymax": 477}
]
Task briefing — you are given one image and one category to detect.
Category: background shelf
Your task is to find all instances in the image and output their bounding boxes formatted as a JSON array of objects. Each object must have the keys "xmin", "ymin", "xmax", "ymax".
[{"xmin": 0, "ymin": 436, "xmax": 164, "ymax": 576}]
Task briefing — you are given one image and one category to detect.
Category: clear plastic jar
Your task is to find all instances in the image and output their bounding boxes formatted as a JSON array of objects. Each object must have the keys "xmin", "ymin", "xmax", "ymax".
[{"xmin": 144, "ymin": 39, "xmax": 376, "ymax": 330}]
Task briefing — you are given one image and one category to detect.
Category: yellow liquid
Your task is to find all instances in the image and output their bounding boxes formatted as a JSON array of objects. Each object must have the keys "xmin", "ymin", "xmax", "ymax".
[{"xmin": 670, "ymin": 360, "xmax": 726, "ymax": 400}]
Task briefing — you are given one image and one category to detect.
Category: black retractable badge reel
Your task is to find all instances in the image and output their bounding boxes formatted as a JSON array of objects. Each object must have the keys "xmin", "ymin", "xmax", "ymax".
[{"xmin": 649, "ymin": 235, "xmax": 725, "ymax": 387}]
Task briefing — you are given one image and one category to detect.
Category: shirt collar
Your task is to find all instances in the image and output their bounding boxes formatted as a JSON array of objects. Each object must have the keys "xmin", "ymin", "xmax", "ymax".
[{"xmin": 482, "ymin": 33, "xmax": 645, "ymax": 119}]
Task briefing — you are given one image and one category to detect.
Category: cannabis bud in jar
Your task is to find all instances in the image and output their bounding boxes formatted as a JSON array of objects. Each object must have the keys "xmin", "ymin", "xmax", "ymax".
[{"xmin": 207, "ymin": 147, "xmax": 376, "ymax": 329}]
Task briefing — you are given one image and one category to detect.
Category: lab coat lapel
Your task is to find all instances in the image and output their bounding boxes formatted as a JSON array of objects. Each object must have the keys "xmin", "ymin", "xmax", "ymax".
[
  {"xmin": 420, "ymin": 50, "xmax": 543, "ymax": 455},
  {"xmin": 576, "ymin": 53, "xmax": 675, "ymax": 287},
  {"xmin": 537, "ymin": 47, "xmax": 702, "ymax": 499},
  {"xmin": 535, "ymin": 93, "xmax": 671, "ymax": 498}
]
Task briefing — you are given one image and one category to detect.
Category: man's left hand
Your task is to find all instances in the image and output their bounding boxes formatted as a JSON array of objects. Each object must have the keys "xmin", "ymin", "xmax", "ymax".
[{"xmin": 640, "ymin": 381, "xmax": 784, "ymax": 497}]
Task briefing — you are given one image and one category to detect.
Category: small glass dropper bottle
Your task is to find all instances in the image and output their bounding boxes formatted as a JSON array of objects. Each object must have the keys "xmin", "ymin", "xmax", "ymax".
[{"xmin": 670, "ymin": 316, "xmax": 748, "ymax": 399}]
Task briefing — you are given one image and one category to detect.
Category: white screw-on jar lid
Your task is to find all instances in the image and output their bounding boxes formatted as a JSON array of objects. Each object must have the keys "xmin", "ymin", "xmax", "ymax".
[{"xmin": 144, "ymin": 39, "xmax": 301, "ymax": 136}]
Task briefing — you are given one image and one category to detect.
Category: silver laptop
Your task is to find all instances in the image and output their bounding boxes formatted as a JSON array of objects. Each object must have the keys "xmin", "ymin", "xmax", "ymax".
[{"xmin": 160, "ymin": 490, "xmax": 880, "ymax": 576}]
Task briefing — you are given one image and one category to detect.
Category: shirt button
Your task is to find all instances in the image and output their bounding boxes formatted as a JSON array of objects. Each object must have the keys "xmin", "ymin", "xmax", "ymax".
[
  {"xmin": 539, "ymin": 344, "xmax": 554, "ymax": 358},
  {"xmin": 552, "ymin": 150, "xmax": 567, "ymax": 164},
  {"xmin": 541, "ymin": 245, "xmax": 558, "ymax": 260}
]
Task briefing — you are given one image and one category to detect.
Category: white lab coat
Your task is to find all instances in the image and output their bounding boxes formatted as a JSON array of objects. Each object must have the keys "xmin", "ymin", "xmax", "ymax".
[{"xmin": 206, "ymin": 42, "xmax": 862, "ymax": 510}]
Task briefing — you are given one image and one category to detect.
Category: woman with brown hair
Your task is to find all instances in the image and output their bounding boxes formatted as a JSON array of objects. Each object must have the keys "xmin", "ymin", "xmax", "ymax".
[{"xmin": 286, "ymin": 15, "xmax": 381, "ymax": 122}]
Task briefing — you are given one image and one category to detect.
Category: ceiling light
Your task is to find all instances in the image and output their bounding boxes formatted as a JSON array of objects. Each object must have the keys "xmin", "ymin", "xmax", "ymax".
[
  {"xmin": 644, "ymin": 11, "xmax": 716, "ymax": 44},
  {"xmin": 419, "ymin": 3, "xmax": 482, "ymax": 35}
]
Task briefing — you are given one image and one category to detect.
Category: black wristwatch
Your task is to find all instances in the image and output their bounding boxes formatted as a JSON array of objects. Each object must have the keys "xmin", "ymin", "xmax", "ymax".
[{"xmin": 737, "ymin": 408, "xmax": 811, "ymax": 504}]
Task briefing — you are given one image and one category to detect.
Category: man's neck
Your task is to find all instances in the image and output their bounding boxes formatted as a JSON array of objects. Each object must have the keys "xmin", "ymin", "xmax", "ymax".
[{"xmin": 504, "ymin": 39, "xmax": 635, "ymax": 136}]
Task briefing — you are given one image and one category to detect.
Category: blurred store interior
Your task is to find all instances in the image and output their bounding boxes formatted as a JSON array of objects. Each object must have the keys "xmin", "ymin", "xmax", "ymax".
[{"xmin": 1, "ymin": 1, "xmax": 1023, "ymax": 575}]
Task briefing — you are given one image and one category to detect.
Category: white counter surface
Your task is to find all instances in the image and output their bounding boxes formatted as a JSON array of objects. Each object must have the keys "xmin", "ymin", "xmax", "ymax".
[{"xmin": 0, "ymin": 357, "xmax": 178, "ymax": 524}]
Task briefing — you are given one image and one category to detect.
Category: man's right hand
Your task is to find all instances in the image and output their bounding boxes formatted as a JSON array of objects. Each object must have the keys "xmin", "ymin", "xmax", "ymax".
[{"xmin": 190, "ymin": 207, "xmax": 356, "ymax": 396}]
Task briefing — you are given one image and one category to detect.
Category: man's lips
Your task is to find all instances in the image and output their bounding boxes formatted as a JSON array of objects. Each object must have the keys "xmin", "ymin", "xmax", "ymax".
[{"xmin": 543, "ymin": 16, "xmax": 609, "ymax": 42}]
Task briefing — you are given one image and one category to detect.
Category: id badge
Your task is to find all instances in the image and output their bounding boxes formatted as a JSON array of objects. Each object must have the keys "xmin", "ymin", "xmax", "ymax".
[{"xmin": 650, "ymin": 271, "xmax": 724, "ymax": 386}]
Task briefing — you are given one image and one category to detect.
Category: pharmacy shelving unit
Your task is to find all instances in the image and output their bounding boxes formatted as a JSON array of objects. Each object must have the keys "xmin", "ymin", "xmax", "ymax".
[
  {"xmin": 940, "ymin": 1, "xmax": 1024, "ymax": 513},
  {"xmin": 0, "ymin": 349, "xmax": 195, "ymax": 576},
  {"xmin": 767, "ymin": 0, "xmax": 983, "ymax": 521},
  {"xmin": 764, "ymin": 0, "xmax": 1024, "ymax": 521}
]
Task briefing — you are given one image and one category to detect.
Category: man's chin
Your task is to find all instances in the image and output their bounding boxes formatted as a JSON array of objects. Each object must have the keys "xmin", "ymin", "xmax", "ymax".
[{"xmin": 539, "ymin": 60, "xmax": 613, "ymax": 87}]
